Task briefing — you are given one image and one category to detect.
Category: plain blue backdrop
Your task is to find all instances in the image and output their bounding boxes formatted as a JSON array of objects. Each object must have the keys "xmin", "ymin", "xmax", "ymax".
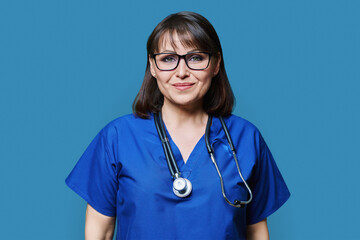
[{"xmin": 1, "ymin": 0, "xmax": 359, "ymax": 239}]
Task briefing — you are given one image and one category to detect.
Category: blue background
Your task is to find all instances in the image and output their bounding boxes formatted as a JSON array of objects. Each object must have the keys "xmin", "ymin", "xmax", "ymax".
[{"xmin": 0, "ymin": 0, "xmax": 359, "ymax": 239}]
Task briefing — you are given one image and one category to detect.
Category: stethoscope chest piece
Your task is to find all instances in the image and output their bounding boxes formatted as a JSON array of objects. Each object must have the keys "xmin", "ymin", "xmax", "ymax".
[{"xmin": 173, "ymin": 177, "xmax": 192, "ymax": 198}]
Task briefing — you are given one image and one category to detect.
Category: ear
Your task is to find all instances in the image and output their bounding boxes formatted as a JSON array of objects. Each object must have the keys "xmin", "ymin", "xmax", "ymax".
[
  {"xmin": 213, "ymin": 53, "xmax": 221, "ymax": 76},
  {"xmin": 149, "ymin": 55, "xmax": 157, "ymax": 78}
]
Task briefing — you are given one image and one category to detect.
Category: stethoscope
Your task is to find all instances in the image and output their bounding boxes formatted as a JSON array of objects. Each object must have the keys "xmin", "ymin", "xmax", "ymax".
[{"xmin": 154, "ymin": 112, "xmax": 253, "ymax": 208}]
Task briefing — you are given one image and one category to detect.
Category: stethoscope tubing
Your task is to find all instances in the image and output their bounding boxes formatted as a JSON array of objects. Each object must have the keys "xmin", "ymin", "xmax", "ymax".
[
  {"xmin": 205, "ymin": 116, "xmax": 253, "ymax": 207},
  {"xmin": 154, "ymin": 113, "xmax": 180, "ymax": 177},
  {"xmin": 154, "ymin": 112, "xmax": 252, "ymax": 207}
]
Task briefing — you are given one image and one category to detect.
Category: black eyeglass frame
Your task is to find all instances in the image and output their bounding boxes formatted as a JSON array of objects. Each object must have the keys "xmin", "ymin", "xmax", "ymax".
[{"xmin": 151, "ymin": 52, "xmax": 213, "ymax": 71}]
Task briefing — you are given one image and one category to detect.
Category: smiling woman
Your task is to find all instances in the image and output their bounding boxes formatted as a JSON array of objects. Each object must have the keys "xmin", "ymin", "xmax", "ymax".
[
  {"xmin": 66, "ymin": 11, "xmax": 290, "ymax": 240},
  {"xmin": 133, "ymin": 12, "xmax": 234, "ymax": 119},
  {"xmin": 148, "ymin": 32, "xmax": 219, "ymax": 114}
]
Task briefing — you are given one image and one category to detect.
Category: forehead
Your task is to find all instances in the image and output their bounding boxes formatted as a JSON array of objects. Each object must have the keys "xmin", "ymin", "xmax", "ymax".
[{"xmin": 157, "ymin": 31, "xmax": 200, "ymax": 52}]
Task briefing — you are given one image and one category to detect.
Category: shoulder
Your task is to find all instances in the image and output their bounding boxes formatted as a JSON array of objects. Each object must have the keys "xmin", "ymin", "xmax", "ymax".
[
  {"xmin": 224, "ymin": 114, "xmax": 261, "ymax": 136},
  {"xmin": 99, "ymin": 113, "xmax": 153, "ymax": 139},
  {"xmin": 223, "ymin": 114, "xmax": 264, "ymax": 153},
  {"xmin": 93, "ymin": 114, "xmax": 154, "ymax": 158}
]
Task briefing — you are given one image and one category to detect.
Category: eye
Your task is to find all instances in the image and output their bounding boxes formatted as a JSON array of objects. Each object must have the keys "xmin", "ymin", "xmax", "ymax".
[
  {"xmin": 187, "ymin": 54, "xmax": 204, "ymax": 62},
  {"xmin": 158, "ymin": 54, "xmax": 178, "ymax": 63}
]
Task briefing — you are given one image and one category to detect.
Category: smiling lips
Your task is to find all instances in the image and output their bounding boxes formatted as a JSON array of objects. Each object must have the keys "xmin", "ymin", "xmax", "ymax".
[{"xmin": 172, "ymin": 82, "xmax": 195, "ymax": 91}]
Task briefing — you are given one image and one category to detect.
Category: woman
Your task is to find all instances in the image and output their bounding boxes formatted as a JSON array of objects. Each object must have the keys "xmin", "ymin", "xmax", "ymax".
[{"xmin": 66, "ymin": 11, "xmax": 290, "ymax": 240}]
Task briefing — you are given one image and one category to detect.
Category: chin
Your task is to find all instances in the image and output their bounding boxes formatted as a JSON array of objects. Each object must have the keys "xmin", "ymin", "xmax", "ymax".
[{"xmin": 170, "ymin": 97, "xmax": 202, "ymax": 108}]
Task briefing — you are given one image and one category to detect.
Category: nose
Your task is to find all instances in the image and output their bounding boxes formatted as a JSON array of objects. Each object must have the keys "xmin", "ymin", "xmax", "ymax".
[{"xmin": 176, "ymin": 58, "xmax": 190, "ymax": 79}]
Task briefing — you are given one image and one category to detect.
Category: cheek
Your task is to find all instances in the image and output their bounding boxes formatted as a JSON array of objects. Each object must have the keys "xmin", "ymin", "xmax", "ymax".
[
  {"xmin": 202, "ymin": 79, "xmax": 212, "ymax": 94},
  {"xmin": 155, "ymin": 78, "xmax": 170, "ymax": 96},
  {"xmin": 155, "ymin": 72, "xmax": 172, "ymax": 83},
  {"xmin": 198, "ymin": 73, "xmax": 213, "ymax": 88},
  {"xmin": 194, "ymin": 76, "xmax": 212, "ymax": 98},
  {"xmin": 156, "ymin": 79, "xmax": 165, "ymax": 91}
]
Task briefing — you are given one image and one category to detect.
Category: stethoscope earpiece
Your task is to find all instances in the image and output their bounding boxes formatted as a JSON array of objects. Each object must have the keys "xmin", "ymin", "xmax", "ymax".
[{"xmin": 173, "ymin": 177, "xmax": 192, "ymax": 198}]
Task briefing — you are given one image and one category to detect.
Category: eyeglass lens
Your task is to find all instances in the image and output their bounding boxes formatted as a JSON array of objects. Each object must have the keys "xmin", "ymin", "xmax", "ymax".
[{"xmin": 155, "ymin": 52, "xmax": 210, "ymax": 70}]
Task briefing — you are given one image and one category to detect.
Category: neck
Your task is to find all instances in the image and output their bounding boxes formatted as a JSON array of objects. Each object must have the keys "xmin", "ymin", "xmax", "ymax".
[{"xmin": 161, "ymin": 100, "xmax": 208, "ymax": 128}]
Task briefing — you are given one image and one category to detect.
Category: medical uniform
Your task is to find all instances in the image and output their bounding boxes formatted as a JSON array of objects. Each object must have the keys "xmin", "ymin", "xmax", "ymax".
[{"xmin": 66, "ymin": 113, "xmax": 290, "ymax": 240}]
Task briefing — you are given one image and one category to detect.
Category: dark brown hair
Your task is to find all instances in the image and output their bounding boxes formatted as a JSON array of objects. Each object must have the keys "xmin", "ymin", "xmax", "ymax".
[{"xmin": 132, "ymin": 11, "xmax": 235, "ymax": 118}]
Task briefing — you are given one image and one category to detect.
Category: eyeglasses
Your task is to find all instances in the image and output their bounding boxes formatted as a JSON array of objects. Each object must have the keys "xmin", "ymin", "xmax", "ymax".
[{"xmin": 152, "ymin": 52, "xmax": 212, "ymax": 71}]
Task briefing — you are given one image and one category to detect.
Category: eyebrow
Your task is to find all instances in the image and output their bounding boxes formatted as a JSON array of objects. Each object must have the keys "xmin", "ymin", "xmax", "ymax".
[{"xmin": 159, "ymin": 49, "xmax": 201, "ymax": 54}]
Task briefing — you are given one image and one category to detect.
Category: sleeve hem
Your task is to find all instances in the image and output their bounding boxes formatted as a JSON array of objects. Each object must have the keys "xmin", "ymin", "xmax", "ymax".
[
  {"xmin": 247, "ymin": 192, "xmax": 290, "ymax": 225},
  {"xmin": 65, "ymin": 178, "xmax": 116, "ymax": 217}
]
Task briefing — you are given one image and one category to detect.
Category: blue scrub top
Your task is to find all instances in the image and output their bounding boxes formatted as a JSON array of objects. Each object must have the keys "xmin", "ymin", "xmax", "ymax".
[{"xmin": 66, "ymin": 113, "xmax": 290, "ymax": 240}]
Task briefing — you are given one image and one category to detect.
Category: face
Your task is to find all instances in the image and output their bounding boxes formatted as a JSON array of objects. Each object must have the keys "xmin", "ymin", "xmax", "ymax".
[{"xmin": 149, "ymin": 32, "xmax": 221, "ymax": 110}]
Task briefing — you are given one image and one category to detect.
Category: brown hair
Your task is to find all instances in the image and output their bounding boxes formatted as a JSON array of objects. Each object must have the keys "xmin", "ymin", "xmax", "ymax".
[{"xmin": 132, "ymin": 11, "xmax": 235, "ymax": 118}]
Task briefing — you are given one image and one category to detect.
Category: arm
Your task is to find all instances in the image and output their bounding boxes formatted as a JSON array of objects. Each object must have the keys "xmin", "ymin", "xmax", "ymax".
[
  {"xmin": 246, "ymin": 218, "xmax": 269, "ymax": 240},
  {"xmin": 85, "ymin": 204, "xmax": 116, "ymax": 240}
]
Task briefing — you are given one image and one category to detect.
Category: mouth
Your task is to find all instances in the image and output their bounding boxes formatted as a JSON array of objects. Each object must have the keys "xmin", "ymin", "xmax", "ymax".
[{"xmin": 172, "ymin": 82, "xmax": 195, "ymax": 91}]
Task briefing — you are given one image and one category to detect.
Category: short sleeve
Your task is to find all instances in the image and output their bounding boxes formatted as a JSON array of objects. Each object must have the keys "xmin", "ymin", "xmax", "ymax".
[
  {"xmin": 65, "ymin": 130, "xmax": 119, "ymax": 217},
  {"xmin": 246, "ymin": 134, "xmax": 290, "ymax": 225}
]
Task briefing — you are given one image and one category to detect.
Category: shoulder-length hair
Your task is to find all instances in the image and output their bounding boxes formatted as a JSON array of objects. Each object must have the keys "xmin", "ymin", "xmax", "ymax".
[{"xmin": 132, "ymin": 11, "xmax": 235, "ymax": 118}]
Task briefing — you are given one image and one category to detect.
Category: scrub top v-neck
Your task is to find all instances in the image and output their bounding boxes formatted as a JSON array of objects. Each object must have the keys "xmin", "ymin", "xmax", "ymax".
[
  {"xmin": 65, "ymin": 113, "xmax": 290, "ymax": 240},
  {"xmin": 162, "ymin": 121, "xmax": 206, "ymax": 173}
]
